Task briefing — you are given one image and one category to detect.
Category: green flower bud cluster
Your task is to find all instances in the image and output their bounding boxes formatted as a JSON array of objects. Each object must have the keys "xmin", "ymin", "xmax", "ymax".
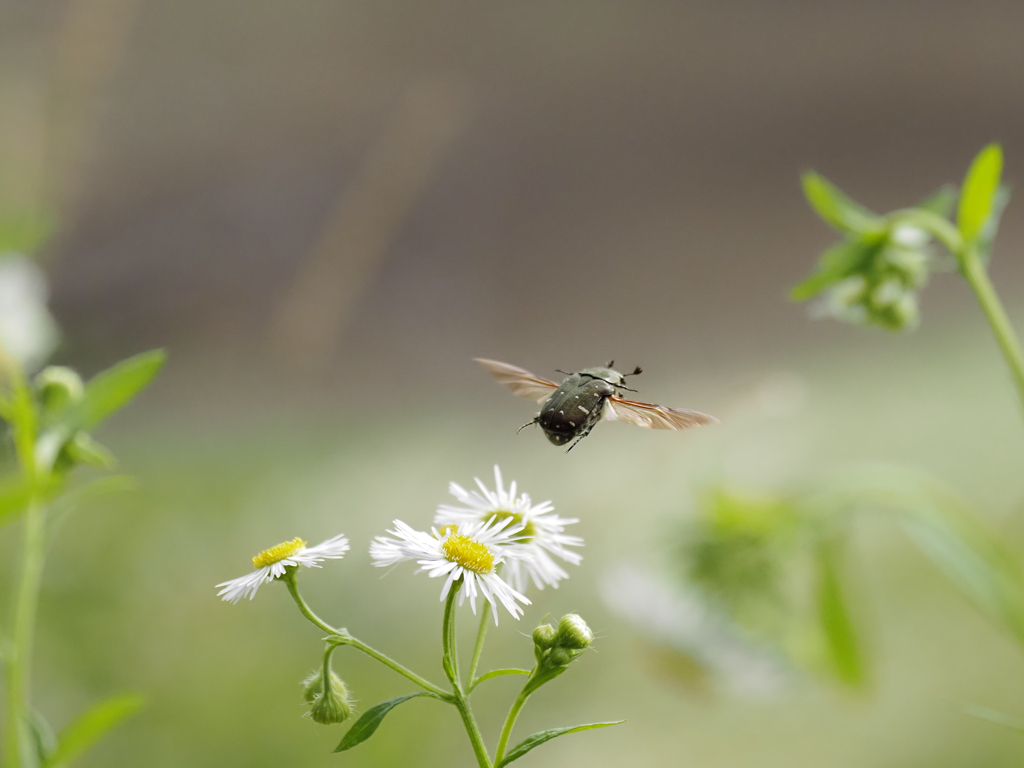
[
  {"xmin": 533, "ymin": 614, "xmax": 594, "ymax": 670},
  {"xmin": 302, "ymin": 667, "xmax": 352, "ymax": 725},
  {"xmin": 818, "ymin": 228, "xmax": 930, "ymax": 332}
]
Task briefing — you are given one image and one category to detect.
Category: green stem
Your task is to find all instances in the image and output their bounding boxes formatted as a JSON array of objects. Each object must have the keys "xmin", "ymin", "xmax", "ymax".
[
  {"xmin": 440, "ymin": 584, "xmax": 492, "ymax": 768},
  {"xmin": 887, "ymin": 208, "xmax": 1024, "ymax": 420},
  {"xmin": 467, "ymin": 602, "xmax": 490, "ymax": 686},
  {"xmin": 5, "ymin": 498, "xmax": 45, "ymax": 768},
  {"xmin": 283, "ymin": 571, "xmax": 450, "ymax": 698},
  {"xmin": 454, "ymin": 694, "xmax": 492, "ymax": 768},
  {"xmin": 960, "ymin": 247, "xmax": 1024, "ymax": 416},
  {"xmin": 5, "ymin": 375, "xmax": 44, "ymax": 768},
  {"xmin": 494, "ymin": 684, "xmax": 532, "ymax": 765}
]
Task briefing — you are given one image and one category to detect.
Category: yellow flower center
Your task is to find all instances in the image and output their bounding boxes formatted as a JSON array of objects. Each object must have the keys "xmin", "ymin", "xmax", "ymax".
[
  {"xmin": 488, "ymin": 510, "xmax": 536, "ymax": 541},
  {"xmin": 442, "ymin": 534, "xmax": 494, "ymax": 574},
  {"xmin": 253, "ymin": 538, "xmax": 307, "ymax": 569}
]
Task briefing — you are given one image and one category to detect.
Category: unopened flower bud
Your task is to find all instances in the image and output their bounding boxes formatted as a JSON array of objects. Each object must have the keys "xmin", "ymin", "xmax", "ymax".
[
  {"xmin": 533, "ymin": 623, "xmax": 556, "ymax": 649},
  {"xmin": 34, "ymin": 366, "xmax": 83, "ymax": 412},
  {"xmin": 556, "ymin": 614, "xmax": 593, "ymax": 650},
  {"xmin": 304, "ymin": 669, "xmax": 352, "ymax": 725}
]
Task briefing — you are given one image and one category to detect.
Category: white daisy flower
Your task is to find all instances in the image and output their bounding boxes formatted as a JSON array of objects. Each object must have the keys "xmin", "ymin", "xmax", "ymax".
[
  {"xmin": 0, "ymin": 254, "xmax": 59, "ymax": 373},
  {"xmin": 370, "ymin": 518, "xmax": 530, "ymax": 623},
  {"xmin": 434, "ymin": 466, "xmax": 582, "ymax": 592},
  {"xmin": 216, "ymin": 533, "xmax": 350, "ymax": 603}
]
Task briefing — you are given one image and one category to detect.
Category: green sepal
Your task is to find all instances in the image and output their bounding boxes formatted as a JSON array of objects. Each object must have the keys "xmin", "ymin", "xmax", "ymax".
[
  {"xmin": 496, "ymin": 721, "xmax": 625, "ymax": 767},
  {"xmin": 41, "ymin": 694, "xmax": 143, "ymax": 768},
  {"xmin": 957, "ymin": 144, "xmax": 1003, "ymax": 244},
  {"xmin": 802, "ymin": 172, "xmax": 883, "ymax": 234},
  {"xmin": 333, "ymin": 693, "xmax": 437, "ymax": 753},
  {"xmin": 790, "ymin": 238, "xmax": 878, "ymax": 301},
  {"xmin": 50, "ymin": 350, "xmax": 166, "ymax": 433}
]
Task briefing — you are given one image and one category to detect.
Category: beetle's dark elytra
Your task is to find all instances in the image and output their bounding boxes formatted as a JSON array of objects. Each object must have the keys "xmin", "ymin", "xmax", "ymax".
[{"xmin": 536, "ymin": 368, "xmax": 626, "ymax": 450}]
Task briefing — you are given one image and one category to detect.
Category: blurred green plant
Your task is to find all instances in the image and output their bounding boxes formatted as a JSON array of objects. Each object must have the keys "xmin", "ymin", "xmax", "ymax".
[
  {"xmin": 0, "ymin": 231, "xmax": 165, "ymax": 768},
  {"xmin": 793, "ymin": 145, "xmax": 1024, "ymax": 417},
  {"xmin": 677, "ymin": 466, "xmax": 1024, "ymax": 693}
]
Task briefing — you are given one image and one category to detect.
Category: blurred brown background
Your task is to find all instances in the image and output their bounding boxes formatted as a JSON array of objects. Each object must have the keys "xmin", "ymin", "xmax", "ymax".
[{"xmin": 3, "ymin": 1, "xmax": 1024, "ymax": 767}]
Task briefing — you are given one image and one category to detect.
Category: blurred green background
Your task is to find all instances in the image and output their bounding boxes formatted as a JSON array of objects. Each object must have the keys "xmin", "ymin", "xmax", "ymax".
[{"xmin": 3, "ymin": 0, "xmax": 1024, "ymax": 765}]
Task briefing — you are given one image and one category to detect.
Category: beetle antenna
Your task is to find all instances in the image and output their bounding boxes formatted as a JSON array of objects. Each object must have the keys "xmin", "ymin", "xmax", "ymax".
[
  {"xmin": 625, "ymin": 365, "xmax": 643, "ymax": 377},
  {"xmin": 517, "ymin": 418, "xmax": 538, "ymax": 434},
  {"xmin": 555, "ymin": 369, "xmax": 572, "ymax": 376},
  {"xmin": 605, "ymin": 359, "xmax": 615, "ymax": 368}
]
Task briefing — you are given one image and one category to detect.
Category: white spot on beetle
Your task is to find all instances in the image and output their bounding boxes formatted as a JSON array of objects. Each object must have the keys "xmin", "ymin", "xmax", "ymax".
[{"xmin": 578, "ymin": 405, "xmax": 590, "ymax": 414}]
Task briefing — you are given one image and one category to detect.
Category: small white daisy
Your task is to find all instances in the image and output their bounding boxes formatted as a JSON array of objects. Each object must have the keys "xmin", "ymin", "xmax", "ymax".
[
  {"xmin": 434, "ymin": 466, "xmax": 582, "ymax": 592},
  {"xmin": 216, "ymin": 533, "xmax": 350, "ymax": 603},
  {"xmin": 370, "ymin": 518, "xmax": 530, "ymax": 623}
]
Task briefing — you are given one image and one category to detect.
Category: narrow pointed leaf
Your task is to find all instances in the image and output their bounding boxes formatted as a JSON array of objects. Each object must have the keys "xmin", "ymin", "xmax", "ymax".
[
  {"xmin": 816, "ymin": 538, "xmax": 866, "ymax": 688},
  {"xmin": 916, "ymin": 184, "xmax": 958, "ymax": 217},
  {"xmin": 802, "ymin": 172, "xmax": 882, "ymax": 234},
  {"xmin": 790, "ymin": 239, "xmax": 876, "ymax": 301},
  {"xmin": 963, "ymin": 702, "xmax": 1024, "ymax": 734},
  {"xmin": 470, "ymin": 668, "xmax": 529, "ymax": 691},
  {"xmin": 43, "ymin": 694, "xmax": 143, "ymax": 768},
  {"xmin": 334, "ymin": 693, "xmax": 435, "ymax": 753},
  {"xmin": 958, "ymin": 144, "xmax": 1003, "ymax": 243},
  {"xmin": 497, "ymin": 721, "xmax": 624, "ymax": 767},
  {"xmin": 977, "ymin": 185, "xmax": 1011, "ymax": 263},
  {"xmin": 55, "ymin": 350, "xmax": 166, "ymax": 432}
]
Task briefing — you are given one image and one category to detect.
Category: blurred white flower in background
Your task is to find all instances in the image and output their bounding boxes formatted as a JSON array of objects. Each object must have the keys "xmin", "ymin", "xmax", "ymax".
[
  {"xmin": 601, "ymin": 564, "xmax": 791, "ymax": 699},
  {"xmin": 0, "ymin": 254, "xmax": 59, "ymax": 373}
]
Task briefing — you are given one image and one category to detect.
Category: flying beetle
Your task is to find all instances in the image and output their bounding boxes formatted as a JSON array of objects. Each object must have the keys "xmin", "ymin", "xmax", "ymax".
[{"xmin": 474, "ymin": 358, "xmax": 717, "ymax": 451}]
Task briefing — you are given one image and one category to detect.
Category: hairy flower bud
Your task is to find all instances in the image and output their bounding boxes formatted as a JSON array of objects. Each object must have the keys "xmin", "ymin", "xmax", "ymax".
[
  {"xmin": 304, "ymin": 668, "xmax": 352, "ymax": 725},
  {"xmin": 556, "ymin": 614, "xmax": 593, "ymax": 650}
]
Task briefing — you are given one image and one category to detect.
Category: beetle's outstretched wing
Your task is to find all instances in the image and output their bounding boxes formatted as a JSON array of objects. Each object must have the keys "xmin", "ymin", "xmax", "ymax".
[
  {"xmin": 604, "ymin": 396, "xmax": 718, "ymax": 430},
  {"xmin": 474, "ymin": 358, "xmax": 559, "ymax": 404}
]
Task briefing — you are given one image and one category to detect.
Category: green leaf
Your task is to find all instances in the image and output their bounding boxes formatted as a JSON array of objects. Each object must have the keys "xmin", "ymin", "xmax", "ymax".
[
  {"xmin": 816, "ymin": 537, "xmax": 866, "ymax": 688},
  {"xmin": 916, "ymin": 184, "xmax": 958, "ymax": 218},
  {"xmin": 469, "ymin": 668, "xmax": 530, "ymax": 692},
  {"xmin": 802, "ymin": 172, "xmax": 882, "ymax": 234},
  {"xmin": 497, "ymin": 721, "xmax": 624, "ymax": 767},
  {"xmin": 790, "ymin": 238, "xmax": 876, "ymax": 301},
  {"xmin": 977, "ymin": 184, "xmax": 1011, "ymax": 263},
  {"xmin": 957, "ymin": 144, "xmax": 1003, "ymax": 243},
  {"xmin": 64, "ymin": 433, "xmax": 117, "ymax": 470},
  {"xmin": 55, "ymin": 350, "xmax": 166, "ymax": 432},
  {"xmin": 334, "ymin": 693, "xmax": 435, "ymax": 753},
  {"xmin": 27, "ymin": 707, "xmax": 58, "ymax": 767},
  {"xmin": 46, "ymin": 475, "xmax": 137, "ymax": 539},
  {"xmin": 42, "ymin": 694, "xmax": 143, "ymax": 768},
  {"xmin": 963, "ymin": 702, "xmax": 1024, "ymax": 734},
  {"xmin": 0, "ymin": 210, "xmax": 55, "ymax": 255}
]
